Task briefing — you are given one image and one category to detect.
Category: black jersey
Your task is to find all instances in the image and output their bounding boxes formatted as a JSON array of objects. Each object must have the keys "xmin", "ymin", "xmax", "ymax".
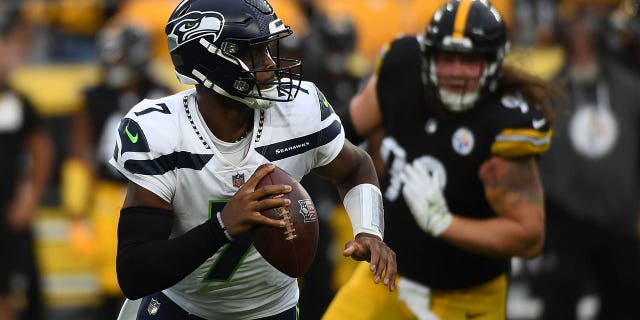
[
  {"xmin": 0, "ymin": 90, "xmax": 41, "ymax": 207},
  {"xmin": 376, "ymin": 36, "xmax": 552, "ymax": 289}
]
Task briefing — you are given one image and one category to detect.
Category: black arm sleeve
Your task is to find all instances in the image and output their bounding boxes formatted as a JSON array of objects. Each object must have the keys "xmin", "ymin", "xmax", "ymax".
[
  {"xmin": 338, "ymin": 107, "xmax": 365, "ymax": 145},
  {"xmin": 116, "ymin": 207, "xmax": 230, "ymax": 299}
]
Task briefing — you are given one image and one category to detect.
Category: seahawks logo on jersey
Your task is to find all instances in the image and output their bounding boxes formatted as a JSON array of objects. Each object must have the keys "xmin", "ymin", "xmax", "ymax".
[{"xmin": 167, "ymin": 11, "xmax": 225, "ymax": 50}]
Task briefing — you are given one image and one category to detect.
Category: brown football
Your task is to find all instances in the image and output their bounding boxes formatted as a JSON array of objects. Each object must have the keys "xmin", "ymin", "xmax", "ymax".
[{"xmin": 251, "ymin": 164, "xmax": 319, "ymax": 278}]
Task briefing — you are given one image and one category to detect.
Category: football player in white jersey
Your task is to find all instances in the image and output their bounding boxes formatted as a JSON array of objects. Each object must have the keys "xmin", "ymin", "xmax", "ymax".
[{"xmin": 109, "ymin": 0, "xmax": 396, "ymax": 319}]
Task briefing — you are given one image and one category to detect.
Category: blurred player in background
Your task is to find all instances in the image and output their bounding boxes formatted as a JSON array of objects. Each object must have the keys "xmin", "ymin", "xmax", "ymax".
[
  {"xmin": 324, "ymin": 0, "xmax": 561, "ymax": 319},
  {"xmin": 606, "ymin": 0, "xmax": 640, "ymax": 75},
  {"xmin": 534, "ymin": 2, "xmax": 640, "ymax": 319},
  {"xmin": 0, "ymin": 5, "xmax": 54, "ymax": 320},
  {"xmin": 111, "ymin": 0, "xmax": 396, "ymax": 319},
  {"xmin": 62, "ymin": 24, "xmax": 171, "ymax": 320}
]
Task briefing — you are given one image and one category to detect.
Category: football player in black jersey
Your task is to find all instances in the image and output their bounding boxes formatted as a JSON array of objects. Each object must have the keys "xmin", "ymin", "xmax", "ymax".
[
  {"xmin": 0, "ymin": 14, "xmax": 54, "ymax": 320},
  {"xmin": 323, "ymin": 1, "xmax": 561, "ymax": 319}
]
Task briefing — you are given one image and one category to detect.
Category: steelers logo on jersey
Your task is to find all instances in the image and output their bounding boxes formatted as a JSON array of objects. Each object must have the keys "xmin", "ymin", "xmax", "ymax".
[
  {"xmin": 568, "ymin": 104, "xmax": 619, "ymax": 159},
  {"xmin": 452, "ymin": 127, "xmax": 475, "ymax": 155}
]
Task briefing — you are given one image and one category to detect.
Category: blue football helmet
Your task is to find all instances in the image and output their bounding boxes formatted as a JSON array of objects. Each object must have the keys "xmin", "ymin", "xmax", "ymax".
[{"xmin": 165, "ymin": 0, "xmax": 302, "ymax": 109}]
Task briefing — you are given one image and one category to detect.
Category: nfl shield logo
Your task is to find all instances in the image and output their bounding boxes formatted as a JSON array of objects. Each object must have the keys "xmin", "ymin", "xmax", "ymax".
[
  {"xmin": 147, "ymin": 298, "xmax": 160, "ymax": 315},
  {"xmin": 232, "ymin": 173, "xmax": 245, "ymax": 188},
  {"xmin": 298, "ymin": 199, "xmax": 318, "ymax": 223}
]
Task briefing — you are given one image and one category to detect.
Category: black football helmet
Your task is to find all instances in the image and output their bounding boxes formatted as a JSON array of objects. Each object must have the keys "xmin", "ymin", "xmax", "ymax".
[
  {"xmin": 165, "ymin": 0, "xmax": 302, "ymax": 110},
  {"xmin": 97, "ymin": 25, "xmax": 152, "ymax": 89},
  {"xmin": 422, "ymin": 0, "xmax": 508, "ymax": 112}
]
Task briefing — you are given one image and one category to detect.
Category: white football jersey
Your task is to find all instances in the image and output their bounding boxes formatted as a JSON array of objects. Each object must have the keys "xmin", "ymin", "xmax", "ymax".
[{"xmin": 109, "ymin": 81, "xmax": 344, "ymax": 319}]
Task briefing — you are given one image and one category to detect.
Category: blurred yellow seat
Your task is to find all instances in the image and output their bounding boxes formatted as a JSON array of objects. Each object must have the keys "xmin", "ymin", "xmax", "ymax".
[
  {"xmin": 8, "ymin": 61, "xmax": 187, "ymax": 117},
  {"xmin": 9, "ymin": 64, "xmax": 100, "ymax": 116},
  {"xmin": 34, "ymin": 207, "xmax": 102, "ymax": 308}
]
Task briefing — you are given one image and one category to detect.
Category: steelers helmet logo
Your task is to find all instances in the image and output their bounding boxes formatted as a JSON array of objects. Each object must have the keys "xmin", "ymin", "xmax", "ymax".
[{"xmin": 167, "ymin": 11, "xmax": 225, "ymax": 51}]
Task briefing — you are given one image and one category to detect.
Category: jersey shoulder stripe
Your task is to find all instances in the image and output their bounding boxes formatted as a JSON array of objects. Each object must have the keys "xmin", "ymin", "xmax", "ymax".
[
  {"xmin": 491, "ymin": 128, "xmax": 553, "ymax": 158},
  {"xmin": 255, "ymin": 120, "xmax": 341, "ymax": 161},
  {"xmin": 487, "ymin": 93, "xmax": 552, "ymax": 158},
  {"xmin": 263, "ymin": 81, "xmax": 345, "ymax": 170},
  {"xmin": 124, "ymin": 152, "xmax": 214, "ymax": 175}
]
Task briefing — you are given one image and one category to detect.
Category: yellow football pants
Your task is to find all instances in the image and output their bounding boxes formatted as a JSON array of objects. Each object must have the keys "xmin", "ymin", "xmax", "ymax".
[{"xmin": 322, "ymin": 262, "xmax": 507, "ymax": 320}]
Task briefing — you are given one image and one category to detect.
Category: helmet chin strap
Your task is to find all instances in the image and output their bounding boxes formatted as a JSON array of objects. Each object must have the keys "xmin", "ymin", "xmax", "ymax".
[
  {"xmin": 438, "ymin": 88, "xmax": 479, "ymax": 112},
  {"xmin": 246, "ymin": 85, "xmax": 279, "ymax": 110},
  {"xmin": 191, "ymin": 68, "xmax": 277, "ymax": 110},
  {"xmin": 429, "ymin": 59, "xmax": 492, "ymax": 113},
  {"xmin": 212, "ymin": 85, "xmax": 276, "ymax": 110}
]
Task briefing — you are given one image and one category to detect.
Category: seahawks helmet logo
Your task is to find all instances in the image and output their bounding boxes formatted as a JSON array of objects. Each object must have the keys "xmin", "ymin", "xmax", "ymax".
[{"xmin": 167, "ymin": 11, "xmax": 225, "ymax": 51}]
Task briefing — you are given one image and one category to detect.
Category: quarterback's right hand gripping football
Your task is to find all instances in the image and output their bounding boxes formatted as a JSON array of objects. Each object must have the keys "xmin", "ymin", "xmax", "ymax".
[
  {"xmin": 401, "ymin": 162, "xmax": 452, "ymax": 237},
  {"xmin": 220, "ymin": 164, "xmax": 290, "ymax": 238}
]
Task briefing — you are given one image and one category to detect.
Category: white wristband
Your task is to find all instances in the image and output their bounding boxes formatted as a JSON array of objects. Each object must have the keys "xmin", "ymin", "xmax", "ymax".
[
  {"xmin": 343, "ymin": 183, "xmax": 384, "ymax": 240},
  {"xmin": 216, "ymin": 211, "xmax": 234, "ymax": 241}
]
